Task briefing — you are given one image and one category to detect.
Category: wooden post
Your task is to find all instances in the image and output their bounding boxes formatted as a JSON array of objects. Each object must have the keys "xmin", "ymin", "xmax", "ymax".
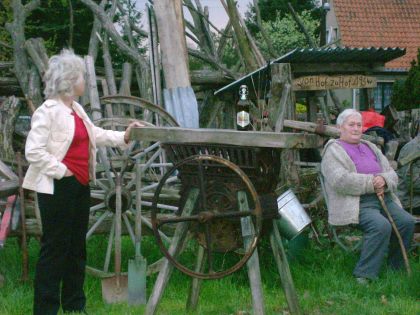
[
  {"xmin": 84, "ymin": 55, "xmax": 113, "ymax": 186},
  {"xmin": 238, "ymin": 190, "xmax": 265, "ymax": 315},
  {"xmin": 147, "ymin": 6, "xmax": 162, "ymax": 106},
  {"xmin": 145, "ymin": 188, "xmax": 199, "ymax": 315},
  {"xmin": 307, "ymin": 92, "xmax": 318, "ymax": 122},
  {"xmin": 154, "ymin": 0, "xmax": 190, "ymax": 89},
  {"xmin": 267, "ymin": 63, "xmax": 293, "ymax": 132},
  {"xmin": 270, "ymin": 221, "xmax": 302, "ymax": 315},
  {"xmin": 186, "ymin": 245, "xmax": 206, "ymax": 311}
]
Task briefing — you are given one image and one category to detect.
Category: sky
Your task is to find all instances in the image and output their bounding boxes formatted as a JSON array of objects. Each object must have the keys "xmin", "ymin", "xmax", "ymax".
[{"xmin": 135, "ymin": 0, "xmax": 253, "ymax": 30}]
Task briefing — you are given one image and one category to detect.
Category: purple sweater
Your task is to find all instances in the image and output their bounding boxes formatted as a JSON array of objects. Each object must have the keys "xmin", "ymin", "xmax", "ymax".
[{"xmin": 338, "ymin": 140, "xmax": 382, "ymax": 175}]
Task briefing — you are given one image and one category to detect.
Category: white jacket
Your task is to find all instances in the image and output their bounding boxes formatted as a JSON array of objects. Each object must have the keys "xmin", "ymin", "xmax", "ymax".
[{"xmin": 23, "ymin": 99, "xmax": 126, "ymax": 194}]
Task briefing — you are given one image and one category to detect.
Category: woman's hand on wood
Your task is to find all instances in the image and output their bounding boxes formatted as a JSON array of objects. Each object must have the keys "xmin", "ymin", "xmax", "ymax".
[{"xmin": 124, "ymin": 121, "xmax": 145, "ymax": 143}]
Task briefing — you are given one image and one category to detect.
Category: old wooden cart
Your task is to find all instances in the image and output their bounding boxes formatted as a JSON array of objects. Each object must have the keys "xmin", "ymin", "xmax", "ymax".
[{"xmin": 130, "ymin": 126, "xmax": 323, "ymax": 315}]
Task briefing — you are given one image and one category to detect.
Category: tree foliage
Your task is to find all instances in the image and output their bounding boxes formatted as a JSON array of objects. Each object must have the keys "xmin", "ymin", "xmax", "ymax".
[
  {"xmin": 257, "ymin": 10, "xmax": 319, "ymax": 58},
  {"xmin": 0, "ymin": 0, "xmax": 13, "ymax": 61},
  {"xmin": 25, "ymin": 0, "xmax": 95, "ymax": 56},
  {"xmin": 392, "ymin": 49, "xmax": 420, "ymax": 111},
  {"xmin": 245, "ymin": 0, "xmax": 320, "ymax": 34}
]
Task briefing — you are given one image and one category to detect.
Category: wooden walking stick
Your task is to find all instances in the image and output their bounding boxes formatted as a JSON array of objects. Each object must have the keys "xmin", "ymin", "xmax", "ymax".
[{"xmin": 377, "ymin": 195, "xmax": 412, "ymax": 276}]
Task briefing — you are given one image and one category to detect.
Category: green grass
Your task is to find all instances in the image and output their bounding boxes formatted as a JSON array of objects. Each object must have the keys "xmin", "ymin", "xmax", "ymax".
[{"xmin": 0, "ymin": 235, "xmax": 419, "ymax": 315}]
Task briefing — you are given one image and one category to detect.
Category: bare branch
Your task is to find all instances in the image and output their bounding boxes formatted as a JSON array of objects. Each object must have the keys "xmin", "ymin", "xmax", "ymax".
[
  {"xmin": 224, "ymin": 0, "xmax": 259, "ymax": 71},
  {"xmin": 185, "ymin": 31, "xmax": 200, "ymax": 46},
  {"xmin": 80, "ymin": 0, "xmax": 147, "ymax": 69},
  {"xmin": 182, "ymin": 1, "xmax": 231, "ymax": 37},
  {"xmin": 129, "ymin": 21, "xmax": 148, "ymax": 37},
  {"xmin": 23, "ymin": 0, "xmax": 41, "ymax": 19},
  {"xmin": 188, "ymin": 48, "xmax": 237, "ymax": 79},
  {"xmin": 287, "ymin": 2, "xmax": 317, "ymax": 48},
  {"xmin": 88, "ymin": 0, "xmax": 108, "ymax": 60},
  {"xmin": 25, "ymin": 38, "xmax": 48, "ymax": 76},
  {"xmin": 115, "ymin": 1, "xmax": 148, "ymax": 37}
]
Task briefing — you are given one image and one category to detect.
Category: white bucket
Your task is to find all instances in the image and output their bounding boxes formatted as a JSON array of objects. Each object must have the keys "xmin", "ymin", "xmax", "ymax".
[{"xmin": 275, "ymin": 189, "xmax": 312, "ymax": 240}]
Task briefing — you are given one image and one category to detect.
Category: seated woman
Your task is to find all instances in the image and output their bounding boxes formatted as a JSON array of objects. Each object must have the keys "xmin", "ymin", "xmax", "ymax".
[{"xmin": 321, "ymin": 109, "xmax": 415, "ymax": 283}]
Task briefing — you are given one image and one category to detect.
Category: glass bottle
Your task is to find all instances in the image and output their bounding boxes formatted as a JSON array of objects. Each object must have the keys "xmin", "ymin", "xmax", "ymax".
[{"xmin": 236, "ymin": 85, "xmax": 251, "ymax": 131}]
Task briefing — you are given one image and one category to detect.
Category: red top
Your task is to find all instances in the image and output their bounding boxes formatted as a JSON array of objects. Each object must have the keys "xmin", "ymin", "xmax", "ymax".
[{"xmin": 62, "ymin": 112, "xmax": 90, "ymax": 185}]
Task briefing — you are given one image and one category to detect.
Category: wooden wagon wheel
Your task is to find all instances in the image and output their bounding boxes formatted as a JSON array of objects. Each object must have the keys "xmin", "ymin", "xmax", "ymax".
[
  {"xmin": 84, "ymin": 96, "xmax": 179, "ymax": 277},
  {"xmin": 151, "ymin": 155, "xmax": 263, "ymax": 280}
]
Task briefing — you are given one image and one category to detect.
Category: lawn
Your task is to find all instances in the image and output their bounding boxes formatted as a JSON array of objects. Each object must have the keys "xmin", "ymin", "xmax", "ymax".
[{"xmin": 0, "ymin": 234, "xmax": 419, "ymax": 315}]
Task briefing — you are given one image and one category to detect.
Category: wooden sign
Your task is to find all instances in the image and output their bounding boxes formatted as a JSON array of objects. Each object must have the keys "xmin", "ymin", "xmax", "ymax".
[{"xmin": 293, "ymin": 75, "xmax": 377, "ymax": 91}]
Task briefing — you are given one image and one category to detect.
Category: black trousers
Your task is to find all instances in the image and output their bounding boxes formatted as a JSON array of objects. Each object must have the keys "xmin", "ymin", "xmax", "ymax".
[{"xmin": 34, "ymin": 176, "xmax": 90, "ymax": 315}]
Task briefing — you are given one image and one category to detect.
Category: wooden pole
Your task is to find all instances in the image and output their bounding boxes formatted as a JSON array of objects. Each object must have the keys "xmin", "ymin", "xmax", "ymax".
[
  {"xmin": 283, "ymin": 119, "xmax": 384, "ymax": 146},
  {"xmin": 270, "ymin": 221, "xmax": 302, "ymax": 315},
  {"xmin": 239, "ymin": 190, "xmax": 265, "ymax": 315},
  {"xmin": 186, "ymin": 245, "xmax": 205, "ymax": 311}
]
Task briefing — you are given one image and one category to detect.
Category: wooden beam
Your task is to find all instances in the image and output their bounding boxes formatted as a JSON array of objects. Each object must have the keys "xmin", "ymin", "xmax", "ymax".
[
  {"xmin": 0, "ymin": 180, "xmax": 19, "ymax": 198},
  {"xmin": 283, "ymin": 119, "xmax": 384, "ymax": 146},
  {"xmin": 130, "ymin": 127, "xmax": 323, "ymax": 148},
  {"xmin": 0, "ymin": 160, "xmax": 18, "ymax": 181}
]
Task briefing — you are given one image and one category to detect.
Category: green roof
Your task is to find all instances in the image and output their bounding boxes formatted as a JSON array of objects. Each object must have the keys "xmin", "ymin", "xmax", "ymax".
[
  {"xmin": 275, "ymin": 46, "xmax": 405, "ymax": 64},
  {"xmin": 214, "ymin": 46, "xmax": 406, "ymax": 95}
]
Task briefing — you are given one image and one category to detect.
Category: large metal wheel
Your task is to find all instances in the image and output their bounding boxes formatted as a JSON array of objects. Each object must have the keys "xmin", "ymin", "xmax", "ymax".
[
  {"xmin": 85, "ymin": 96, "xmax": 178, "ymax": 277},
  {"xmin": 151, "ymin": 155, "xmax": 262, "ymax": 280}
]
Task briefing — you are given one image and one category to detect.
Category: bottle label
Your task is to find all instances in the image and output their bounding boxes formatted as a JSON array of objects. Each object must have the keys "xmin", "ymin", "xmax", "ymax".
[{"xmin": 237, "ymin": 111, "xmax": 250, "ymax": 128}]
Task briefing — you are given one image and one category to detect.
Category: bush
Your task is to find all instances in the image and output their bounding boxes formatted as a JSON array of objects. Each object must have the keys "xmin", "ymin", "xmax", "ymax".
[{"xmin": 392, "ymin": 49, "xmax": 420, "ymax": 110}]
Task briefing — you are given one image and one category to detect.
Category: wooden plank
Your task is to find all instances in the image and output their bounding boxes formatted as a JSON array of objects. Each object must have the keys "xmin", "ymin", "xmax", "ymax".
[
  {"xmin": 130, "ymin": 127, "xmax": 323, "ymax": 149},
  {"xmin": 293, "ymin": 75, "xmax": 377, "ymax": 91}
]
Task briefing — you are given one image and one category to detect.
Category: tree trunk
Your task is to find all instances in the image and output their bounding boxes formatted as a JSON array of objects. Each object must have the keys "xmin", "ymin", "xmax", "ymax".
[
  {"xmin": 225, "ymin": 0, "xmax": 259, "ymax": 72},
  {"xmin": 154, "ymin": 0, "xmax": 190, "ymax": 89},
  {"xmin": 5, "ymin": 0, "xmax": 42, "ymax": 107},
  {"xmin": 0, "ymin": 97, "xmax": 21, "ymax": 161}
]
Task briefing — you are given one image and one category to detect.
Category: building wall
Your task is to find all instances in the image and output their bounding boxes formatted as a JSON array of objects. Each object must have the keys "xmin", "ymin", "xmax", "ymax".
[{"xmin": 326, "ymin": 0, "xmax": 340, "ymax": 44}]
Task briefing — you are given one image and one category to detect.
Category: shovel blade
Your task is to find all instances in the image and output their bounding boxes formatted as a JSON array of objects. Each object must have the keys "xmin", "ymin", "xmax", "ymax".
[
  {"xmin": 128, "ymin": 257, "xmax": 147, "ymax": 305},
  {"xmin": 101, "ymin": 275, "xmax": 128, "ymax": 304}
]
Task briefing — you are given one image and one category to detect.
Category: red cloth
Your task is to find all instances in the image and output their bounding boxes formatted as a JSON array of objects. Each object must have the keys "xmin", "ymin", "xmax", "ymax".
[
  {"xmin": 361, "ymin": 110, "xmax": 385, "ymax": 132},
  {"xmin": 62, "ymin": 112, "xmax": 90, "ymax": 185}
]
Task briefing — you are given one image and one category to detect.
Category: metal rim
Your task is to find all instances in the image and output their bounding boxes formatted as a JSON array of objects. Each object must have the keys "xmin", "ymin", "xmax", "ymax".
[{"xmin": 151, "ymin": 154, "xmax": 262, "ymax": 280}]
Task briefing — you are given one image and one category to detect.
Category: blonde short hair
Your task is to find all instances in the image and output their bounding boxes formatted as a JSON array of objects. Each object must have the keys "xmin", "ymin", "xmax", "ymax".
[
  {"xmin": 336, "ymin": 108, "xmax": 362, "ymax": 126},
  {"xmin": 43, "ymin": 49, "xmax": 85, "ymax": 99}
]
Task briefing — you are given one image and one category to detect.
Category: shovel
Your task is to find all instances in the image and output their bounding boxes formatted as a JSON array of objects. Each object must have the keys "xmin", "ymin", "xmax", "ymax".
[
  {"xmin": 102, "ymin": 166, "xmax": 128, "ymax": 303},
  {"xmin": 128, "ymin": 162, "xmax": 147, "ymax": 304}
]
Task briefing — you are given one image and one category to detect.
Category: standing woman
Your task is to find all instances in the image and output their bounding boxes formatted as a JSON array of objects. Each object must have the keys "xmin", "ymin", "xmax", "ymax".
[
  {"xmin": 321, "ymin": 109, "xmax": 415, "ymax": 284},
  {"xmin": 23, "ymin": 49, "xmax": 142, "ymax": 315}
]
